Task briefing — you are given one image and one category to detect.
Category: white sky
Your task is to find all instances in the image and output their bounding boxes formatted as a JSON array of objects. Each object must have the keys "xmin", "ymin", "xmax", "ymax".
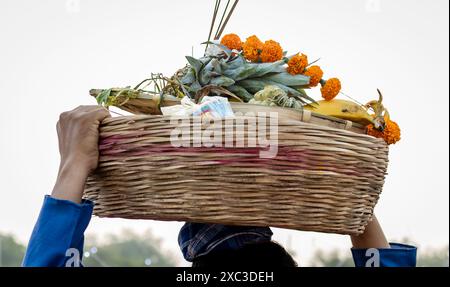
[{"xmin": 0, "ymin": 0, "xmax": 448, "ymax": 266}]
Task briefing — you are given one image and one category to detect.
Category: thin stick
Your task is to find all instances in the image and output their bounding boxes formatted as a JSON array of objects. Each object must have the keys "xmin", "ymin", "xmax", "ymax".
[
  {"xmin": 307, "ymin": 58, "xmax": 321, "ymax": 67},
  {"xmin": 339, "ymin": 91, "xmax": 365, "ymax": 107},
  {"xmin": 107, "ymin": 108, "xmax": 124, "ymax": 117},
  {"xmin": 134, "ymin": 78, "xmax": 151, "ymax": 90},
  {"xmin": 216, "ymin": 0, "xmax": 239, "ymax": 40},
  {"xmin": 205, "ymin": 0, "xmax": 220, "ymax": 53},
  {"xmin": 214, "ymin": 0, "xmax": 231, "ymax": 40}
]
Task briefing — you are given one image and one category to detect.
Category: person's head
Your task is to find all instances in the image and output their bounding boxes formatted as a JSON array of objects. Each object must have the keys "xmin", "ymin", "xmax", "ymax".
[{"xmin": 192, "ymin": 240, "xmax": 298, "ymax": 267}]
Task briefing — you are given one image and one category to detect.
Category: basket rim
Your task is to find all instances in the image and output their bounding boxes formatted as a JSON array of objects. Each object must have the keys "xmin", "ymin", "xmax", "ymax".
[
  {"xmin": 90, "ymin": 89, "xmax": 368, "ymax": 135},
  {"xmin": 100, "ymin": 104, "xmax": 374, "ymax": 138}
]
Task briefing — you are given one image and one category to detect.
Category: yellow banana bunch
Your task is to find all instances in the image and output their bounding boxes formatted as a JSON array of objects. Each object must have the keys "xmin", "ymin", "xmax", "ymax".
[{"xmin": 304, "ymin": 99, "xmax": 375, "ymax": 126}]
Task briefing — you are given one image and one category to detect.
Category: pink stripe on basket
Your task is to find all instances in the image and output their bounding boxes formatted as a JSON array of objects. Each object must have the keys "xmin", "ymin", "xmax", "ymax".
[{"xmin": 98, "ymin": 135, "xmax": 369, "ymax": 176}]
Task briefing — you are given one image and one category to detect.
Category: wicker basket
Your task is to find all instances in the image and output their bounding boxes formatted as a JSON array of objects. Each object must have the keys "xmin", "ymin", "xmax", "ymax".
[{"xmin": 84, "ymin": 103, "xmax": 389, "ymax": 235}]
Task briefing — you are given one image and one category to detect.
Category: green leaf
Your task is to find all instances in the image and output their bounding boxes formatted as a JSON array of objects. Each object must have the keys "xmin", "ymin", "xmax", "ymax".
[
  {"xmin": 199, "ymin": 56, "xmax": 212, "ymax": 65},
  {"xmin": 226, "ymin": 55, "xmax": 245, "ymax": 69},
  {"xmin": 223, "ymin": 60, "xmax": 286, "ymax": 82},
  {"xmin": 223, "ymin": 64, "xmax": 257, "ymax": 81},
  {"xmin": 181, "ymin": 68, "xmax": 195, "ymax": 85},
  {"xmin": 227, "ymin": 85, "xmax": 254, "ymax": 102},
  {"xmin": 96, "ymin": 88, "xmax": 111, "ymax": 105},
  {"xmin": 186, "ymin": 56, "xmax": 203, "ymax": 78},
  {"xmin": 238, "ymin": 80, "xmax": 315, "ymax": 105},
  {"xmin": 237, "ymin": 79, "xmax": 267, "ymax": 94},
  {"xmin": 293, "ymin": 88, "xmax": 317, "ymax": 104},
  {"xmin": 202, "ymin": 41, "xmax": 233, "ymax": 59},
  {"xmin": 250, "ymin": 60, "xmax": 286, "ymax": 78},
  {"xmin": 262, "ymin": 73, "xmax": 310, "ymax": 86},
  {"xmin": 199, "ymin": 69, "xmax": 211, "ymax": 86},
  {"xmin": 189, "ymin": 80, "xmax": 202, "ymax": 93},
  {"xmin": 210, "ymin": 58, "xmax": 223, "ymax": 74},
  {"xmin": 219, "ymin": 61, "xmax": 229, "ymax": 72},
  {"xmin": 210, "ymin": 76, "xmax": 235, "ymax": 87},
  {"xmin": 203, "ymin": 58, "xmax": 215, "ymax": 73},
  {"xmin": 263, "ymin": 81, "xmax": 305, "ymax": 101},
  {"xmin": 274, "ymin": 84, "xmax": 314, "ymax": 104}
]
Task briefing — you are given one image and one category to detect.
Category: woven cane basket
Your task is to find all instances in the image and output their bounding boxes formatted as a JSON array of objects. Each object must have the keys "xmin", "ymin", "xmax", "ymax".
[{"xmin": 84, "ymin": 104, "xmax": 389, "ymax": 235}]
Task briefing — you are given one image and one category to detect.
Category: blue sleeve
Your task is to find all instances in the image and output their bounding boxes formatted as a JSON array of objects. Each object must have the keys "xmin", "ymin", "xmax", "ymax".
[
  {"xmin": 22, "ymin": 195, "xmax": 94, "ymax": 267},
  {"xmin": 351, "ymin": 243, "xmax": 417, "ymax": 267}
]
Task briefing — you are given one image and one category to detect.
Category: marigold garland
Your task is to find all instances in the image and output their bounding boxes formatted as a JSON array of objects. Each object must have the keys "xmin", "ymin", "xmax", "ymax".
[
  {"xmin": 217, "ymin": 33, "xmax": 400, "ymax": 145},
  {"xmin": 220, "ymin": 33, "xmax": 242, "ymax": 51},
  {"xmin": 242, "ymin": 35, "xmax": 264, "ymax": 62},
  {"xmin": 287, "ymin": 53, "xmax": 308, "ymax": 75},
  {"xmin": 320, "ymin": 78, "xmax": 341, "ymax": 101},
  {"xmin": 366, "ymin": 116, "xmax": 401, "ymax": 145},
  {"xmin": 260, "ymin": 40, "xmax": 284, "ymax": 63},
  {"xmin": 304, "ymin": 65, "xmax": 323, "ymax": 87}
]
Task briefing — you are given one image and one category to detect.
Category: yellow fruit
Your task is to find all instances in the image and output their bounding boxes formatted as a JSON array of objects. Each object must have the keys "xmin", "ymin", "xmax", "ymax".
[{"xmin": 304, "ymin": 99, "xmax": 374, "ymax": 125}]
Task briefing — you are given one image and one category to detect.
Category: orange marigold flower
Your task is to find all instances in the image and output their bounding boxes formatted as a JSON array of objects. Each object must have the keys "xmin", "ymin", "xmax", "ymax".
[
  {"xmin": 304, "ymin": 65, "xmax": 323, "ymax": 87},
  {"xmin": 242, "ymin": 35, "xmax": 263, "ymax": 62},
  {"xmin": 220, "ymin": 33, "xmax": 242, "ymax": 51},
  {"xmin": 320, "ymin": 78, "xmax": 341, "ymax": 101},
  {"xmin": 260, "ymin": 40, "xmax": 284, "ymax": 63},
  {"xmin": 366, "ymin": 124, "xmax": 384, "ymax": 138},
  {"xmin": 287, "ymin": 53, "xmax": 308, "ymax": 75},
  {"xmin": 366, "ymin": 116, "xmax": 401, "ymax": 145}
]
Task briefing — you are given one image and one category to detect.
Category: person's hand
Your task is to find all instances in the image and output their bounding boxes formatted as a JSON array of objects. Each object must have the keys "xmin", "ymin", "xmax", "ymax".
[
  {"xmin": 51, "ymin": 106, "xmax": 110, "ymax": 203},
  {"xmin": 350, "ymin": 214, "xmax": 390, "ymax": 249}
]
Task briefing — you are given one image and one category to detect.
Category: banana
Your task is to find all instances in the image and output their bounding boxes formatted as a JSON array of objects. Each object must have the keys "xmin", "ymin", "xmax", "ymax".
[{"xmin": 304, "ymin": 99, "xmax": 374, "ymax": 125}]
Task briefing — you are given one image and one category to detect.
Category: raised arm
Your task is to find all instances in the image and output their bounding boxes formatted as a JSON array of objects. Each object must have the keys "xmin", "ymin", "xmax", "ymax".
[
  {"xmin": 51, "ymin": 105, "xmax": 110, "ymax": 203},
  {"xmin": 22, "ymin": 106, "xmax": 110, "ymax": 267},
  {"xmin": 350, "ymin": 214, "xmax": 417, "ymax": 267},
  {"xmin": 351, "ymin": 215, "xmax": 390, "ymax": 249}
]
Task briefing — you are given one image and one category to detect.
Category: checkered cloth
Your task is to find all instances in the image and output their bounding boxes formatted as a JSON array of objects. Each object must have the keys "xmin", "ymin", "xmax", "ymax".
[{"xmin": 178, "ymin": 222, "xmax": 273, "ymax": 262}]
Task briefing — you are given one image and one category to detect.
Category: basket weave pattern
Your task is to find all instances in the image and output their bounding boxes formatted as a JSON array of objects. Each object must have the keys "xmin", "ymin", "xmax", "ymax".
[{"xmin": 84, "ymin": 113, "xmax": 388, "ymax": 235}]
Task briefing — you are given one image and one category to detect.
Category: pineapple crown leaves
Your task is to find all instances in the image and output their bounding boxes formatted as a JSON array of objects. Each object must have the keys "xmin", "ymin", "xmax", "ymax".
[
  {"xmin": 185, "ymin": 56, "xmax": 203, "ymax": 79},
  {"xmin": 202, "ymin": 41, "xmax": 235, "ymax": 60},
  {"xmin": 180, "ymin": 42, "xmax": 315, "ymax": 106}
]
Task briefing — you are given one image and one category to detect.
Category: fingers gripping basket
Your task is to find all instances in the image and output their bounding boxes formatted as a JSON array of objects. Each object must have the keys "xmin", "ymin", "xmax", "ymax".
[{"xmin": 84, "ymin": 105, "xmax": 389, "ymax": 235}]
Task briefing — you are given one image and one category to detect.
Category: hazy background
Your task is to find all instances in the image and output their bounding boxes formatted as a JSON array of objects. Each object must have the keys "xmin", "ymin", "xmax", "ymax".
[{"xmin": 0, "ymin": 0, "xmax": 448, "ymax": 266}]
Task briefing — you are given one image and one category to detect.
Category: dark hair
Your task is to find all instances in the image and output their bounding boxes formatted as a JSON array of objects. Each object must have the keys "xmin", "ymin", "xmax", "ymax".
[{"xmin": 192, "ymin": 241, "xmax": 298, "ymax": 267}]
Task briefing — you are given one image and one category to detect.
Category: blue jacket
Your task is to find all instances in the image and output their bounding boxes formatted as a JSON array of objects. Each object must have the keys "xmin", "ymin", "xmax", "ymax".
[{"xmin": 22, "ymin": 196, "xmax": 417, "ymax": 267}]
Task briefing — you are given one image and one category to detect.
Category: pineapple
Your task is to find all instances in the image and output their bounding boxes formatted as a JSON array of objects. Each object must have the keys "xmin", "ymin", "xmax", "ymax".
[
  {"xmin": 93, "ymin": 43, "xmax": 316, "ymax": 114},
  {"xmin": 177, "ymin": 43, "xmax": 315, "ymax": 108}
]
